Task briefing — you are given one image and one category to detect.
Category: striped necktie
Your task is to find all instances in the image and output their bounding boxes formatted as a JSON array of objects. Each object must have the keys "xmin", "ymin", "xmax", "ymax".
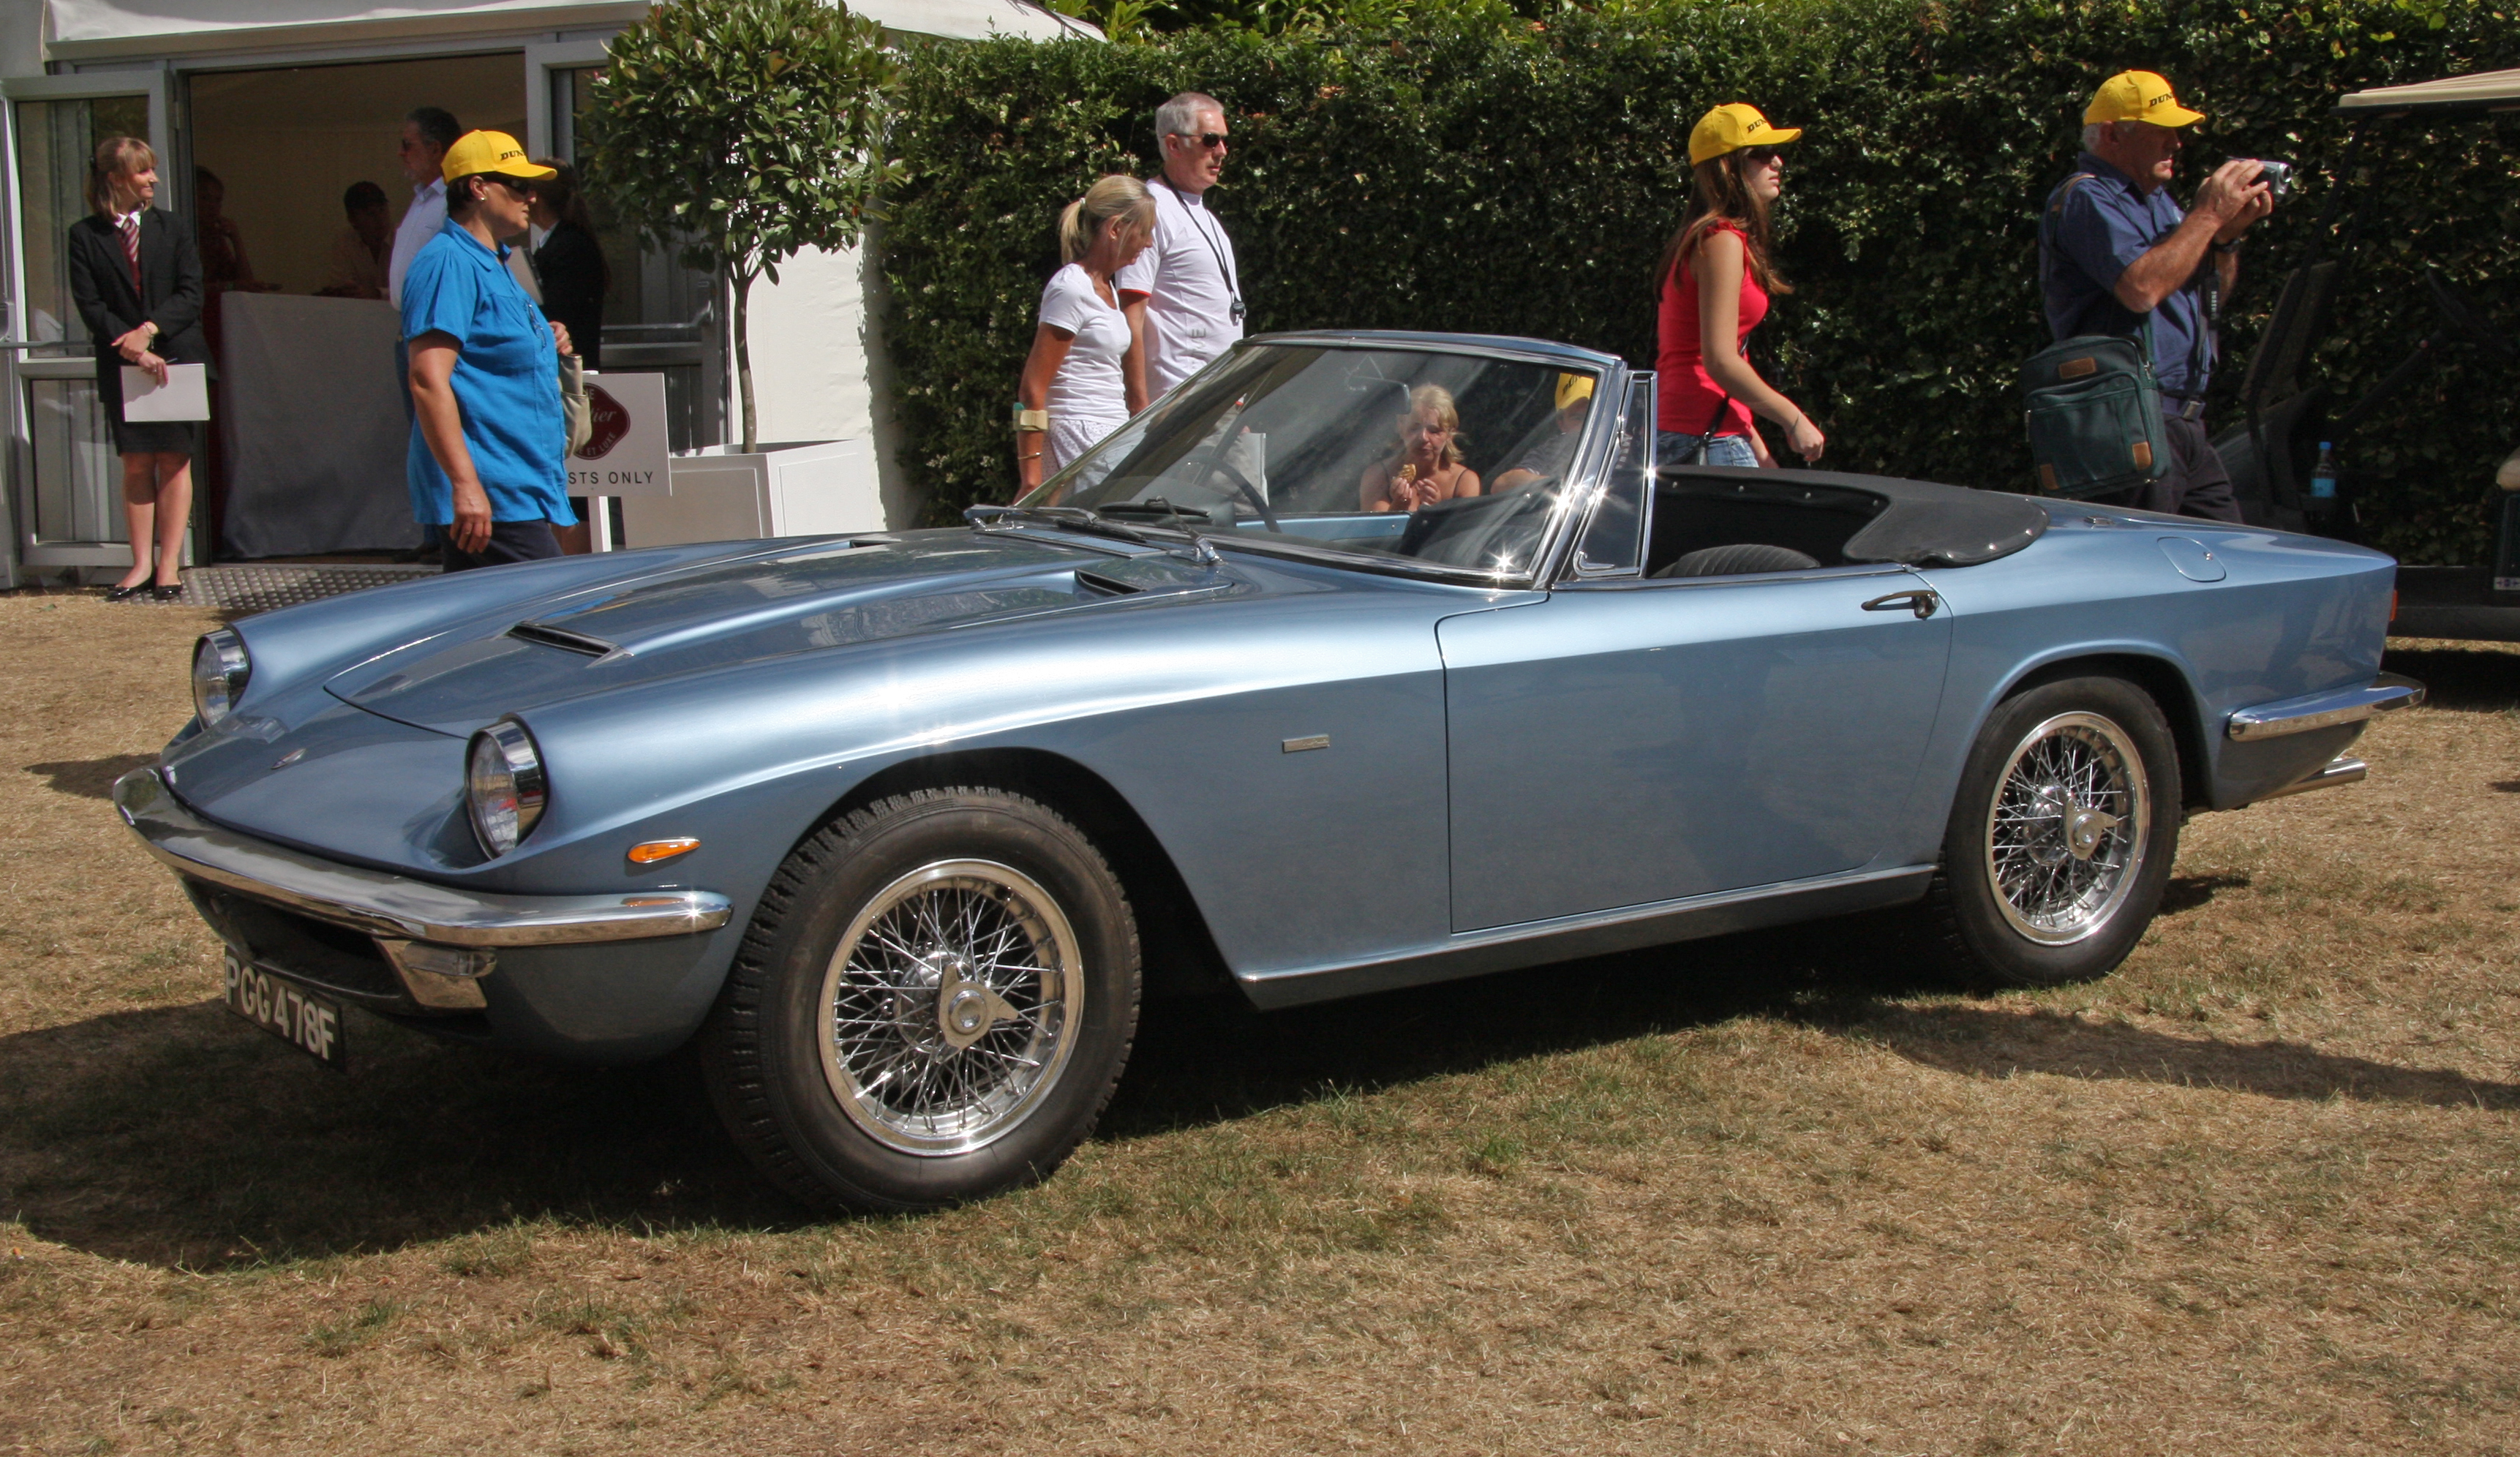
[{"xmin": 119, "ymin": 213, "xmax": 141, "ymax": 291}]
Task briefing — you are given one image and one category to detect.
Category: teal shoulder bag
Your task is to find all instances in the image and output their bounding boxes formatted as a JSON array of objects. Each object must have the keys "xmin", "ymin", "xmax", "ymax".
[{"xmin": 2024, "ymin": 175, "xmax": 2173, "ymax": 500}]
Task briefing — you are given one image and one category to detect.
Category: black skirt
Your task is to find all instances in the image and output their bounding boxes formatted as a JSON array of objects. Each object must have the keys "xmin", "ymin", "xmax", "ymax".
[{"xmin": 94, "ymin": 345, "xmax": 199, "ymax": 456}]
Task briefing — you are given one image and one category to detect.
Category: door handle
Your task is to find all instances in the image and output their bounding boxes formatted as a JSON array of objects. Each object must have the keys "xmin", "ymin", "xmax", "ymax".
[{"xmin": 1861, "ymin": 589, "xmax": 1940, "ymax": 620}]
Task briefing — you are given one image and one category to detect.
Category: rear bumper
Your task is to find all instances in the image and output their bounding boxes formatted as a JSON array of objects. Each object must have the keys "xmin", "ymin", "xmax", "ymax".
[
  {"xmin": 113, "ymin": 767, "xmax": 731, "ymax": 947},
  {"xmin": 2227, "ymin": 673, "xmax": 2425, "ymax": 742}
]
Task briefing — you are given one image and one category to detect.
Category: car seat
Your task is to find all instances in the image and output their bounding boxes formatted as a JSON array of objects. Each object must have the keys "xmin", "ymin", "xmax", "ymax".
[{"xmin": 1650, "ymin": 543, "xmax": 1822, "ymax": 578}]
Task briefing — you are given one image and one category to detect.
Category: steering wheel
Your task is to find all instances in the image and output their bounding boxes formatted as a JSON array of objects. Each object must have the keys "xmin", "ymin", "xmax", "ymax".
[
  {"xmin": 1174, "ymin": 449, "xmax": 1280, "ymax": 533},
  {"xmin": 2426, "ymin": 267, "xmax": 2519, "ymax": 363}
]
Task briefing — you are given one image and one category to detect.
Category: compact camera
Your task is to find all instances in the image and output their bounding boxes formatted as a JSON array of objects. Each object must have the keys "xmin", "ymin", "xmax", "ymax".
[{"xmin": 2253, "ymin": 159, "xmax": 2295, "ymax": 200}]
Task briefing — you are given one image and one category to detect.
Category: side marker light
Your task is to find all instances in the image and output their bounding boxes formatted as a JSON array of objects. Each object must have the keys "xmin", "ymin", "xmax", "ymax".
[{"xmin": 628, "ymin": 837, "xmax": 701, "ymax": 865}]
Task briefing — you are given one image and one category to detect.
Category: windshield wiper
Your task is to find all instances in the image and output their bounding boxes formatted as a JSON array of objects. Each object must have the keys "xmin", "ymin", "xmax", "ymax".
[
  {"xmin": 965, "ymin": 503, "xmax": 1159, "ymax": 547},
  {"xmin": 966, "ymin": 503, "xmax": 1221, "ymax": 567}
]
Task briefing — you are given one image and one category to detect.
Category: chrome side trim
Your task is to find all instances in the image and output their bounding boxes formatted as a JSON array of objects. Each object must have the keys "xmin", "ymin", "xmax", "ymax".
[
  {"xmin": 2254, "ymin": 756, "xmax": 2368, "ymax": 802},
  {"xmin": 114, "ymin": 768, "xmax": 732, "ymax": 949},
  {"xmin": 1237, "ymin": 862, "xmax": 1936, "ymax": 1011},
  {"xmin": 2227, "ymin": 672, "xmax": 2426, "ymax": 741}
]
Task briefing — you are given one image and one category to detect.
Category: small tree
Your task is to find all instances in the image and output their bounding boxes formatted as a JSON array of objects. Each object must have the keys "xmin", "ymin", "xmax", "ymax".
[{"xmin": 584, "ymin": 0, "xmax": 900, "ymax": 452}]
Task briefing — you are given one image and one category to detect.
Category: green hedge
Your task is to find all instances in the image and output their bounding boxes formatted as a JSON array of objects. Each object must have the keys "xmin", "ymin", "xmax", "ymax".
[{"xmin": 881, "ymin": 0, "xmax": 2519, "ymax": 561}]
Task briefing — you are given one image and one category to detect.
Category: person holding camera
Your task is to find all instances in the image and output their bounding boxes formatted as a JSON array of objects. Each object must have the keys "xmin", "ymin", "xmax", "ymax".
[{"xmin": 2039, "ymin": 70, "xmax": 2274, "ymax": 522}]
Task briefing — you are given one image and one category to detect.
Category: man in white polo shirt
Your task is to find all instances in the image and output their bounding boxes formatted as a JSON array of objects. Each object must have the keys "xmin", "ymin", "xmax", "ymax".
[{"xmin": 1118, "ymin": 91, "xmax": 1244, "ymax": 404}]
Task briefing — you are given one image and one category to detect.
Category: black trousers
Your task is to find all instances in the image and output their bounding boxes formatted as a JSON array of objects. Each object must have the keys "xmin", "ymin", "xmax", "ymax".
[
  {"xmin": 441, "ymin": 518, "xmax": 562, "ymax": 573},
  {"xmin": 2092, "ymin": 408, "xmax": 2243, "ymax": 522}
]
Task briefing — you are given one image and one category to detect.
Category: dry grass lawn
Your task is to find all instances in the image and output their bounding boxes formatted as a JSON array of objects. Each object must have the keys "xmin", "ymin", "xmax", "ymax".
[{"xmin": 1, "ymin": 588, "xmax": 2515, "ymax": 1455}]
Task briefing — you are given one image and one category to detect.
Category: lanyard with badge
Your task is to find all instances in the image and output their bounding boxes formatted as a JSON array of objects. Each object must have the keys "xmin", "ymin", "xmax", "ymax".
[{"xmin": 1159, "ymin": 178, "xmax": 1244, "ymax": 325}]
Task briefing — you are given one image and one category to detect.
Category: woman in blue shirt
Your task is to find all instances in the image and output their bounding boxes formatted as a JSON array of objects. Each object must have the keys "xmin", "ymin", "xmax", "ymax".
[{"xmin": 403, "ymin": 130, "xmax": 576, "ymax": 571}]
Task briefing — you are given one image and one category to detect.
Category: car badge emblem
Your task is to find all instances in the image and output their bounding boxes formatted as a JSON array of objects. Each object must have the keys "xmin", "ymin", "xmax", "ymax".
[{"xmin": 271, "ymin": 748, "xmax": 306, "ymax": 770}]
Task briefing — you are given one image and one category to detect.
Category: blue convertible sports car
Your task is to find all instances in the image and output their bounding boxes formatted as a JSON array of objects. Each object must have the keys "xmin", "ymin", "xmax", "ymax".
[{"xmin": 117, "ymin": 332, "xmax": 2423, "ymax": 1210}]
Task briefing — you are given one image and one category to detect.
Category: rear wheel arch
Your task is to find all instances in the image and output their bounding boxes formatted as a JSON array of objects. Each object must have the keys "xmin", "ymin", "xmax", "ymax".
[
  {"xmin": 812, "ymin": 748, "xmax": 1237, "ymax": 1003},
  {"xmin": 1996, "ymin": 652, "xmax": 2211, "ymax": 812}
]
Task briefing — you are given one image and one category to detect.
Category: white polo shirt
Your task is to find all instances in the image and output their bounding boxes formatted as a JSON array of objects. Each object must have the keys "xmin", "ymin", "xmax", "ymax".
[
  {"xmin": 1117, "ymin": 177, "xmax": 1243, "ymax": 396},
  {"xmin": 388, "ymin": 177, "xmax": 446, "ymax": 309}
]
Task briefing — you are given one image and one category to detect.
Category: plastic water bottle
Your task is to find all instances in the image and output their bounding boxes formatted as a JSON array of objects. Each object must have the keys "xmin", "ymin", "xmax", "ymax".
[{"xmin": 2310, "ymin": 441, "xmax": 2339, "ymax": 501}]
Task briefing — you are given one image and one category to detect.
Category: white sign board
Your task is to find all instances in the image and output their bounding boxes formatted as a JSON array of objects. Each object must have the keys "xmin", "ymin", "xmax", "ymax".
[{"xmin": 571, "ymin": 372, "xmax": 670, "ymax": 498}]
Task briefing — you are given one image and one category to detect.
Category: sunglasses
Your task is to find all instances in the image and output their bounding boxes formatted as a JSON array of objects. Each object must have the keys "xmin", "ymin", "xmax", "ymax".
[
  {"xmin": 1741, "ymin": 146, "xmax": 1784, "ymax": 167},
  {"xmin": 1176, "ymin": 131, "xmax": 1228, "ymax": 150}
]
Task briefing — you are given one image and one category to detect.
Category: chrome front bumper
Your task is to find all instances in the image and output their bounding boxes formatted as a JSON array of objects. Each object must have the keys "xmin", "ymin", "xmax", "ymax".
[
  {"xmin": 113, "ymin": 767, "xmax": 733, "ymax": 949},
  {"xmin": 2227, "ymin": 672, "xmax": 2426, "ymax": 741}
]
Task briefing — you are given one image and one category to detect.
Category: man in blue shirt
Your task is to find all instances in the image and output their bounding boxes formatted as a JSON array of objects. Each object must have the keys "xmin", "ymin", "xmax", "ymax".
[
  {"xmin": 2039, "ymin": 70, "xmax": 2273, "ymax": 522},
  {"xmin": 403, "ymin": 129, "xmax": 576, "ymax": 572}
]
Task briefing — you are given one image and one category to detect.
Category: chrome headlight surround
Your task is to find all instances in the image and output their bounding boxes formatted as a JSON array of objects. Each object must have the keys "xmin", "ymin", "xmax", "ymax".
[
  {"xmin": 190, "ymin": 629, "xmax": 251, "ymax": 727},
  {"xmin": 466, "ymin": 718, "xmax": 548, "ymax": 858}
]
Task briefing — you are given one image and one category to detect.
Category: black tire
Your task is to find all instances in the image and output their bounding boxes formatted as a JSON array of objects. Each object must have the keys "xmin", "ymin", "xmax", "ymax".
[
  {"xmin": 699, "ymin": 786, "xmax": 1140, "ymax": 1211},
  {"xmin": 1919, "ymin": 675, "xmax": 2181, "ymax": 988}
]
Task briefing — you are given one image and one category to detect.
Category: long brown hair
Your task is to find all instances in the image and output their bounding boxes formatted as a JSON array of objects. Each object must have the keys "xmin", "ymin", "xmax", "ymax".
[
  {"xmin": 1653, "ymin": 150, "xmax": 1790, "ymax": 298},
  {"xmin": 86, "ymin": 135, "xmax": 155, "ymax": 217}
]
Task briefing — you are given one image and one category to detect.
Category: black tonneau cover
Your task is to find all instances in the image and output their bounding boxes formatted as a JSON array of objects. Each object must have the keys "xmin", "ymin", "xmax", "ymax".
[{"xmin": 1658, "ymin": 466, "xmax": 2050, "ymax": 568}]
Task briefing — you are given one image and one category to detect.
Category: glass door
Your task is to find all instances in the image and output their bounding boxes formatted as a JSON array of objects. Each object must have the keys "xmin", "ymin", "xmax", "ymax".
[
  {"xmin": 3, "ymin": 71, "xmax": 173, "ymax": 575},
  {"xmin": 528, "ymin": 42, "xmax": 724, "ymax": 452}
]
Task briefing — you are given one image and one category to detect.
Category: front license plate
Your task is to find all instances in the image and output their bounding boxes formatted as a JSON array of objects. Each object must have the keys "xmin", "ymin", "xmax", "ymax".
[{"xmin": 224, "ymin": 949, "xmax": 346, "ymax": 1069}]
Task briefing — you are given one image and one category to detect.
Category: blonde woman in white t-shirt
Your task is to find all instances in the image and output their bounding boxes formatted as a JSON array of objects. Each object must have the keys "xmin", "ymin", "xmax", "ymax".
[{"xmin": 1015, "ymin": 176, "xmax": 1156, "ymax": 493}]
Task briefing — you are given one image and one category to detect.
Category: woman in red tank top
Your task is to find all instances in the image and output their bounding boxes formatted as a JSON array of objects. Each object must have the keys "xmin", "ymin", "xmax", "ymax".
[{"xmin": 1654, "ymin": 103, "xmax": 1826, "ymax": 469}]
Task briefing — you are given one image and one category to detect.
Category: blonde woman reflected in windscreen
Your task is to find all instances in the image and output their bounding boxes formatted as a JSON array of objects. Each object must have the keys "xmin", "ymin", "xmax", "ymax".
[
  {"xmin": 1361, "ymin": 385, "xmax": 1482, "ymax": 512},
  {"xmin": 1654, "ymin": 103, "xmax": 1824, "ymax": 469},
  {"xmin": 1014, "ymin": 176, "xmax": 1157, "ymax": 496},
  {"xmin": 67, "ymin": 135, "xmax": 206, "ymax": 601}
]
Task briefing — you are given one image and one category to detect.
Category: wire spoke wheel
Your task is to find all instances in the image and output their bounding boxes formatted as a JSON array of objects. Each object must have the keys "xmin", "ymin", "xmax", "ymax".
[
  {"xmin": 816, "ymin": 858, "xmax": 1082, "ymax": 1156},
  {"xmin": 1981, "ymin": 710, "xmax": 2150, "ymax": 945}
]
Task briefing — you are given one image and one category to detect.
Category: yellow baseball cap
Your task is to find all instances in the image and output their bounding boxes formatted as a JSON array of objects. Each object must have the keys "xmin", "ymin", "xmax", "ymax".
[
  {"xmin": 2084, "ymin": 70, "xmax": 2206, "ymax": 128},
  {"xmin": 441, "ymin": 129, "xmax": 557, "ymax": 184},
  {"xmin": 1688, "ymin": 103, "xmax": 1803, "ymax": 168},
  {"xmin": 1555, "ymin": 372, "xmax": 1596, "ymax": 412}
]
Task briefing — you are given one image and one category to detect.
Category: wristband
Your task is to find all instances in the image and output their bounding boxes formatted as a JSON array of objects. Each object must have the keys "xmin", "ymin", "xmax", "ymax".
[
  {"xmin": 2211, "ymin": 239, "xmax": 2239, "ymax": 255},
  {"xmin": 1013, "ymin": 406, "xmax": 1049, "ymax": 433}
]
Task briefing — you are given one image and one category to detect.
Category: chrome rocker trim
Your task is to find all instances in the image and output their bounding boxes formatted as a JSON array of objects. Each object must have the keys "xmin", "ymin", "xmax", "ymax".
[
  {"xmin": 2226, "ymin": 672, "xmax": 2426, "ymax": 741},
  {"xmin": 113, "ymin": 767, "xmax": 733, "ymax": 948}
]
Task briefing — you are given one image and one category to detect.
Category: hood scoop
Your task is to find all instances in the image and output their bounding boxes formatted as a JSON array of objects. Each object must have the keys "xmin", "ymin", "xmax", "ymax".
[
  {"xmin": 508, "ymin": 620, "xmax": 623, "ymax": 660},
  {"xmin": 1073, "ymin": 568, "xmax": 1143, "ymax": 598}
]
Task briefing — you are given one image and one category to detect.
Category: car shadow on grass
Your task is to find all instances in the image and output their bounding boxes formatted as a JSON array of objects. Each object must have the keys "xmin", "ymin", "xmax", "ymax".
[
  {"xmin": 8, "ymin": 893, "xmax": 2505, "ymax": 1270},
  {"xmin": 0, "ymin": 911, "xmax": 1946, "ymax": 1268},
  {"xmin": 1816, "ymin": 1001, "xmax": 2520, "ymax": 1111},
  {"xmin": 23, "ymin": 752, "xmax": 159, "ymax": 800},
  {"xmin": 2382, "ymin": 642, "xmax": 2520, "ymax": 713},
  {"xmin": 0, "ymin": 1000, "xmax": 803, "ymax": 1270}
]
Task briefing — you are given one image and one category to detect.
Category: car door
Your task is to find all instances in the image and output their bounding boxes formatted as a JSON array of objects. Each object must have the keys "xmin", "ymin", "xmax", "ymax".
[{"xmin": 1438, "ymin": 564, "xmax": 1952, "ymax": 933}]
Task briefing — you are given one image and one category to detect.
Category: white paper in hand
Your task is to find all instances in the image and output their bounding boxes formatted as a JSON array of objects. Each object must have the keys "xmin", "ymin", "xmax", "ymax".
[{"xmin": 121, "ymin": 363, "xmax": 209, "ymax": 421}]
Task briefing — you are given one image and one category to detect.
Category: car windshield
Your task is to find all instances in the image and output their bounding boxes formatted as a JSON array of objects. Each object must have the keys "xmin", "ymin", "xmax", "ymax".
[{"xmin": 1018, "ymin": 344, "xmax": 1603, "ymax": 577}]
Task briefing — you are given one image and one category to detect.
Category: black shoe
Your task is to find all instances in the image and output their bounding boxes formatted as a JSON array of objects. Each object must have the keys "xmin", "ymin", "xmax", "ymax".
[
  {"xmin": 105, "ymin": 581, "xmax": 151, "ymax": 602},
  {"xmin": 151, "ymin": 582, "xmax": 185, "ymax": 603}
]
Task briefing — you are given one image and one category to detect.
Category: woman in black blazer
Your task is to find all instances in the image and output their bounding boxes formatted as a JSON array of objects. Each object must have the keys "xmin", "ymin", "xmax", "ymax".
[{"xmin": 67, "ymin": 135, "xmax": 206, "ymax": 601}]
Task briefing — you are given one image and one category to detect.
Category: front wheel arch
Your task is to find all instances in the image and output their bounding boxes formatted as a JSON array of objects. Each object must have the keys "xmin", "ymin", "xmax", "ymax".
[{"xmin": 813, "ymin": 748, "xmax": 1236, "ymax": 1003}]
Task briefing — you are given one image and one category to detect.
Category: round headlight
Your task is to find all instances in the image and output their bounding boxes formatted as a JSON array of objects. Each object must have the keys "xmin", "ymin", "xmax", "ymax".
[
  {"xmin": 467, "ymin": 718, "xmax": 547, "ymax": 857},
  {"xmin": 191, "ymin": 630, "xmax": 251, "ymax": 726}
]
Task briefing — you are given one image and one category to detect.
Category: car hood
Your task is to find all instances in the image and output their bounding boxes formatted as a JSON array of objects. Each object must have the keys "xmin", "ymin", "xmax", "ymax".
[{"xmin": 323, "ymin": 530, "xmax": 1244, "ymax": 737}]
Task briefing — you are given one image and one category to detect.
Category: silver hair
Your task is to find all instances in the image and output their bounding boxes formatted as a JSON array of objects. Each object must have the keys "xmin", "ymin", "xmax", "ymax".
[
  {"xmin": 1156, "ymin": 91, "xmax": 1224, "ymax": 140},
  {"xmin": 2081, "ymin": 121, "xmax": 2114, "ymax": 151}
]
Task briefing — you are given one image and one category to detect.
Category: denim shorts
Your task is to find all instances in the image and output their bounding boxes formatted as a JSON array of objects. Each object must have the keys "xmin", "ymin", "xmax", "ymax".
[{"xmin": 1657, "ymin": 431, "xmax": 1759, "ymax": 468}]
